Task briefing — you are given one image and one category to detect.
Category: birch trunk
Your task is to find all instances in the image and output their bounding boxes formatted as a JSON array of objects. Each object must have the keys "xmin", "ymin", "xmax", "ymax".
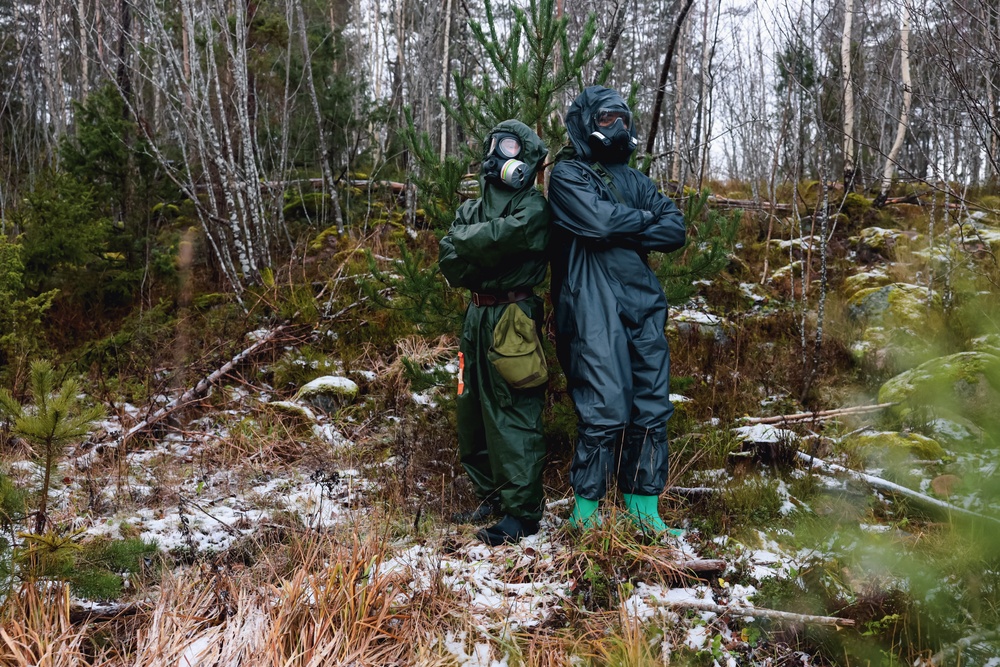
[
  {"xmin": 439, "ymin": 0, "xmax": 453, "ymax": 162},
  {"xmin": 38, "ymin": 0, "xmax": 57, "ymax": 158},
  {"xmin": 78, "ymin": 0, "xmax": 89, "ymax": 100},
  {"xmin": 877, "ymin": 1, "xmax": 912, "ymax": 206},
  {"xmin": 670, "ymin": 20, "xmax": 687, "ymax": 184},
  {"xmin": 697, "ymin": 0, "xmax": 722, "ymax": 191},
  {"xmin": 841, "ymin": 0, "xmax": 855, "ymax": 188}
]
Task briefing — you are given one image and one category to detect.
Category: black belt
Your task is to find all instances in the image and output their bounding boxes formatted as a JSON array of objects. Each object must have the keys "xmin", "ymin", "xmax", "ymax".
[{"xmin": 470, "ymin": 288, "xmax": 533, "ymax": 307}]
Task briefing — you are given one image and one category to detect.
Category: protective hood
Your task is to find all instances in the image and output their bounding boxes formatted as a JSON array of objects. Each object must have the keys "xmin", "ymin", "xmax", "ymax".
[
  {"xmin": 480, "ymin": 120, "xmax": 548, "ymax": 218},
  {"xmin": 563, "ymin": 86, "xmax": 638, "ymax": 163}
]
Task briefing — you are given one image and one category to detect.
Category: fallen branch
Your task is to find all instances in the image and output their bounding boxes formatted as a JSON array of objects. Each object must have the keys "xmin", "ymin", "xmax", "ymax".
[
  {"xmin": 69, "ymin": 603, "xmax": 148, "ymax": 624},
  {"xmin": 708, "ymin": 194, "xmax": 793, "ymax": 212},
  {"xmin": 666, "ymin": 486, "xmax": 721, "ymax": 496},
  {"xmin": 743, "ymin": 403, "xmax": 896, "ymax": 425},
  {"xmin": 114, "ymin": 324, "xmax": 295, "ymax": 448},
  {"xmin": 796, "ymin": 451, "xmax": 1000, "ymax": 526},
  {"xmin": 652, "ymin": 598, "xmax": 854, "ymax": 627},
  {"xmin": 930, "ymin": 629, "xmax": 1000, "ymax": 665},
  {"xmin": 675, "ymin": 559, "xmax": 726, "ymax": 573}
]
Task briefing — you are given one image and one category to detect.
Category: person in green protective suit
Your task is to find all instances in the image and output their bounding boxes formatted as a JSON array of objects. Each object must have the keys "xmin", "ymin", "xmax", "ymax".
[
  {"xmin": 548, "ymin": 86, "xmax": 686, "ymax": 534},
  {"xmin": 438, "ymin": 120, "xmax": 551, "ymax": 546}
]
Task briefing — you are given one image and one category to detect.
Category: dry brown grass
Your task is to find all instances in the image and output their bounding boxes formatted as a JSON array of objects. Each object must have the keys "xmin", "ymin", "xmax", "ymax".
[{"xmin": 0, "ymin": 528, "xmax": 438, "ymax": 666}]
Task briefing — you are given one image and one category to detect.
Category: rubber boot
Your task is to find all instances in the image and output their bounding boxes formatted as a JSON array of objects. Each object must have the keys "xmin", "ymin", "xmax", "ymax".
[
  {"xmin": 623, "ymin": 494, "xmax": 683, "ymax": 536},
  {"xmin": 569, "ymin": 494, "xmax": 601, "ymax": 529}
]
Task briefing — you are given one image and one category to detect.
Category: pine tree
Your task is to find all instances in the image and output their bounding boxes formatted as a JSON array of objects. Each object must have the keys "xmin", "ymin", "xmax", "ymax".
[
  {"xmin": 448, "ymin": 0, "xmax": 601, "ymax": 153},
  {"xmin": 654, "ymin": 191, "xmax": 740, "ymax": 304},
  {"xmin": 0, "ymin": 361, "xmax": 105, "ymax": 533}
]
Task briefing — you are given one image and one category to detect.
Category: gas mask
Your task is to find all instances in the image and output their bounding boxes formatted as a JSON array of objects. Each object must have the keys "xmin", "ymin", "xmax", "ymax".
[
  {"xmin": 482, "ymin": 132, "xmax": 529, "ymax": 188},
  {"xmin": 589, "ymin": 109, "xmax": 637, "ymax": 163}
]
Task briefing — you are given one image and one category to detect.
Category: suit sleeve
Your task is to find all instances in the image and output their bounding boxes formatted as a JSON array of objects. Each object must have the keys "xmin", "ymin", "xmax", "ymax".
[
  {"xmin": 449, "ymin": 191, "xmax": 549, "ymax": 268},
  {"xmin": 438, "ymin": 202, "xmax": 483, "ymax": 288},
  {"xmin": 548, "ymin": 162, "xmax": 654, "ymax": 241},
  {"xmin": 631, "ymin": 179, "xmax": 686, "ymax": 253}
]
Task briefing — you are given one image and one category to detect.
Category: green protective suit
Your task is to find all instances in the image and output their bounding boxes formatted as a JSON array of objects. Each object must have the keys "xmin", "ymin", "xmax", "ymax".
[
  {"xmin": 438, "ymin": 120, "xmax": 550, "ymax": 522},
  {"xmin": 548, "ymin": 86, "xmax": 687, "ymax": 501}
]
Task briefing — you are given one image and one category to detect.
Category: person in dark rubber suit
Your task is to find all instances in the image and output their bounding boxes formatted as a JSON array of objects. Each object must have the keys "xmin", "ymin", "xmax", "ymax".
[
  {"xmin": 438, "ymin": 120, "xmax": 550, "ymax": 546},
  {"xmin": 548, "ymin": 86, "xmax": 686, "ymax": 534}
]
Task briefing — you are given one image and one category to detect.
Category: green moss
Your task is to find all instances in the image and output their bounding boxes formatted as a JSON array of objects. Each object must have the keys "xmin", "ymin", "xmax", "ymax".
[
  {"xmin": 879, "ymin": 350, "xmax": 1000, "ymax": 431},
  {"xmin": 850, "ymin": 431, "xmax": 947, "ymax": 461},
  {"xmin": 843, "ymin": 271, "xmax": 892, "ymax": 298},
  {"xmin": 847, "ymin": 283, "xmax": 940, "ymax": 324},
  {"xmin": 841, "ymin": 192, "xmax": 872, "ymax": 221},
  {"xmin": 309, "ymin": 225, "xmax": 344, "ymax": 253},
  {"xmin": 284, "ymin": 192, "xmax": 330, "ymax": 222}
]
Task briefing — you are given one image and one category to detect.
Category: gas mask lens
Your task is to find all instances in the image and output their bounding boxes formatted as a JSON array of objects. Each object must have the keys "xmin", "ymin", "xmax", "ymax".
[
  {"xmin": 595, "ymin": 110, "xmax": 630, "ymax": 129},
  {"xmin": 488, "ymin": 133, "xmax": 522, "ymax": 159}
]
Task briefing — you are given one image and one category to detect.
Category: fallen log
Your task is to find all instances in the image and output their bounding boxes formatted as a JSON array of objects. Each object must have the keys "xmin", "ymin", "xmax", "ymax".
[
  {"xmin": 112, "ymin": 324, "xmax": 295, "ymax": 448},
  {"xmin": 796, "ymin": 451, "xmax": 1000, "ymax": 526},
  {"xmin": 651, "ymin": 598, "xmax": 855, "ymax": 627},
  {"xmin": 742, "ymin": 402, "xmax": 896, "ymax": 425}
]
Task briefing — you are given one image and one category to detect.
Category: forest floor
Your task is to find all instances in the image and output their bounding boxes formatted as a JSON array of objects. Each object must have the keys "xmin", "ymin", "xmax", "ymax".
[{"xmin": 3, "ymin": 185, "xmax": 1000, "ymax": 665}]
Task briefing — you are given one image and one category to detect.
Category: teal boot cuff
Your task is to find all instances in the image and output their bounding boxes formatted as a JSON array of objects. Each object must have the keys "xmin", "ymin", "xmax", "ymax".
[{"xmin": 569, "ymin": 494, "xmax": 601, "ymax": 529}]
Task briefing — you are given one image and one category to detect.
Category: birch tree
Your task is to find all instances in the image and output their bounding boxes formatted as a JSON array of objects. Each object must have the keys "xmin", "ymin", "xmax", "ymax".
[
  {"xmin": 841, "ymin": 0, "xmax": 856, "ymax": 188},
  {"xmin": 876, "ymin": 0, "xmax": 911, "ymax": 207}
]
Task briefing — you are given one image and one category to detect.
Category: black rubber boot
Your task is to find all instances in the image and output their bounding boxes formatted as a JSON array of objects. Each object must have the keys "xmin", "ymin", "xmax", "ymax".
[
  {"xmin": 476, "ymin": 515, "xmax": 540, "ymax": 546},
  {"xmin": 451, "ymin": 498, "xmax": 501, "ymax": 524}
]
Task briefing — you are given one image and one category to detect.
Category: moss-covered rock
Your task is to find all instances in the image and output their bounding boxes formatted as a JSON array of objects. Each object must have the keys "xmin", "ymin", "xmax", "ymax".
[
  {"xmin": 850, "ymin": 226, "xmax": 920, "ymax": 261},
  {"xmin": 849, "ymin": 431, "xmax": 948, "ymax": 462},
  {"xmin": 843, "ymin": 269, "xmax": 892, "ymax": 299},
  {"xmin": 847, "ymin": 283, "xmax": 940, "ymax": 324},
  {"xmin": 847, "ymin": 283, "xmax": 943, "ymax": 371},
  {"xmin": 878, "ymin": 351, "xmax": 1000, "ymax": 434},
  {"xmin": 841, "ymin": 192, "xmax": 872, "ymax": 222},
  {"xmin": 950, "ymin": 219, "xmax": 1000, "ymax": 256},
  {"xmin": 970, "ymin": 333, "xmax": 1000, "ymax": 354}
]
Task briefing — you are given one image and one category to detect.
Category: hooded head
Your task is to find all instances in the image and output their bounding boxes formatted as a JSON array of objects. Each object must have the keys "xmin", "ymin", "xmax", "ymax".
[
  {"xmin": 563, "ymin": 86, "xmax": 638, "ymax": 164},
  {"xmin": 480, "ymin": 120, "xmax": 548, "ymax": 190}
]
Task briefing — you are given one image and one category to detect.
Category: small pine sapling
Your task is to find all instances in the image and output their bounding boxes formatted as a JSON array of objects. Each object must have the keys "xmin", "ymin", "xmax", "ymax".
[
  {"xmin": 654, "ymin": 190, "xmax": 741, "ymax": 304},
  {"xmin": 0, "ymin": 361, "xmax": 105, "ymax": 533}
]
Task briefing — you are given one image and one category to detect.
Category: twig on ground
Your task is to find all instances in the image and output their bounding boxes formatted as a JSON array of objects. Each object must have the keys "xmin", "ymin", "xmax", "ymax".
[
  {"xmin": 742, "ymin": 402, "xmax": 896, "ymax": 425},
  {"xmin": 107, "ymin": 324, "xmax": 295, "ymax": 449},
  {"xmin": 796, "ymin": 451, "xmax": 1000, "ymax": 526},
  {"xmin": 651, "ymin": 598, "xmax": 855, "ymax": 627}
]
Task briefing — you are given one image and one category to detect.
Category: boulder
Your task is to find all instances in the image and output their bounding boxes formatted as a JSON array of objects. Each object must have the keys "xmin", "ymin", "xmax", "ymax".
[
  {"xmin": 950, "ymin": 218, "xmax": 1000, "ymax": 257},
  {"xmin": 671, "ymin": 309, "xmax": 730, "ymax": 343},
  {"xmin": 847, "ymin": 283, "xmax": 943, "ymax": 372},
  {"xmin": 970, "ymin": 333, "xmax": 1000, "ymax": 355},
  {"xmin": 842, "ymin": 269, "xmax": 892, "ymax": 299},
  {"xmin": 850, "ymin": 226, "xmax": 920, "ymax": 261},
  {"xmin": 849, "ymin": 431, "xmax": 947, "ymax": 462},
  {"xmin": 878, "ymin": 350, "xmax": 1000, "ymax": 434},
  {"xmin": 294, "ymin": 375, "xmax": 360, "ymax": 413}
]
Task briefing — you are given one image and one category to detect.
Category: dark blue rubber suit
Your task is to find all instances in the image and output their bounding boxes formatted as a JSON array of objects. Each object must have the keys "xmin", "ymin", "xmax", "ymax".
[{"xmin": 549, "ymin": 86, "xmax": 687, "ymax": 502}]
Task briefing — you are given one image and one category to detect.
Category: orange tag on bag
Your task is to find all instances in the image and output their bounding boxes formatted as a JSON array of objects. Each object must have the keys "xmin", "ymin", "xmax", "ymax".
[{"xmin": 457, "ymin": 352, "xmax": 465, "ymax": 395}]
